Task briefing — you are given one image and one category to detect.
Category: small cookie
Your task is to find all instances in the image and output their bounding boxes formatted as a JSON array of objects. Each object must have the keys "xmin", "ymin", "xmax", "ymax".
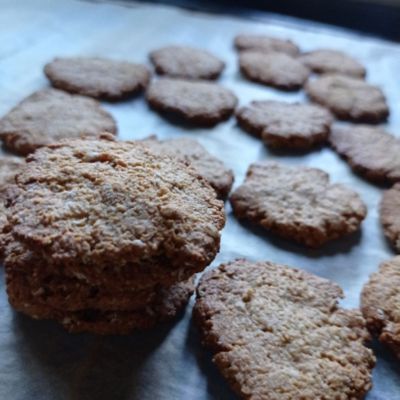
[
  {"xmin": 299, "ymin": 49, "xmax": 366, "ymax": 78},
  {"xmin": 143, "ymin": 137, "xmax": 234, "ymax": 199},
  {"xmin": 195, "ymin": 259, "xmax": 375, "ymax": 400},
  {"xmin": 239, "ymin": 51, "xmax": 310, "ymax": 91},
  {"xmin": 146, "ymin": 78, "xmax": 237, "ymax": 126},
  {"xmin": 380, "ymin": 184, "xmax": 400, "ymax": 252},
  {"xmin": 330, "ymin": 125, "xmax": 400, "ymax": 183},
  {"xmin": 149, "ymin": 45, "xmax": 224, "ymax": 80},
  {"xmin": 230, "ymin": 161, "xmax": 366, "ymax": 247},
  {"xmin": 236, "ymin": 100, "xmax": 332, "ymax": 149},
  {"xmin": 44, "ymin": 57, "xmax": 150, "ymax": 101},
  {"xmin": 306, "ymin": 74, "xmax": 389, "ymax": 123},
  {"xmin": 361, "ymin": 257, "xmax": 400, "ymax": 357},
  {"xmin": 234, "ymin": 34, "xmax": 299, "ymax": 56},
  {"xmin": 0, "ymin": 89, "xmax": 117, "ymax": 156}
]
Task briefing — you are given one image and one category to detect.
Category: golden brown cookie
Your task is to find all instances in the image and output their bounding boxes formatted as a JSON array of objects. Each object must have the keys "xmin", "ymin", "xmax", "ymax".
[
  {"xmin": 380, "ymin": 184, "xmax": 400, "ymax": 252},
  {"xmin": 239, "ymin": 51, "xmax": 310, "ymax": 91},
  {"xmin": 146, "ymin": 78, "xmax": 237, "ymax": 126},
  {"xmin": 236, "ymin": 100, "xmax": 332, "ymax": 149},
  {"xmin": 361, "ymin": 257, "xmax": 400, "ymax": 357},
  {"xmin": 329, "ymin": 125, "xmax": 400, "ymax": 184},
  {"xmin": 0, "ymin": 89, "xmax": 117, "ymax": 156},
  {"xmin": 149, "ymin": 45, "xmax": 224, "ymax": 80},
  {"xmin": 44, "ymin": 57, "xmax": 150, "ymax": 101},
  {"xmin": 230, "ymin": 161, "xmax": 366, "ymax": 247},
  {"xmin": 234, "ymin": 34, "xmax": 299, "ymax": 56},
  {"xmin": 299, "ymin": 49, "xmax": 366, "ymax": 78},
  {"xmin": 195, "ymin": 259, "xmax": 375, "ymax": 400},
  {"xmin": 306, "ymin": 74, "xmax": 389, "ymax": 123}
]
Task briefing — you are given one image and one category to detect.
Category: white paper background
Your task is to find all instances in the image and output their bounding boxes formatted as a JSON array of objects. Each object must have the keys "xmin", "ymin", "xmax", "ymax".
[{"xmin": 1, "ymin": 0, "xmax": 400, "ymax": 398}]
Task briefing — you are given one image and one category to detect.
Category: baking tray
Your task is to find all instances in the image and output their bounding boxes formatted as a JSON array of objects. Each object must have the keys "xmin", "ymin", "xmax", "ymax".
[{"xmin": 1, "ymin": 0, "xmax": 400, "ymax": 398}]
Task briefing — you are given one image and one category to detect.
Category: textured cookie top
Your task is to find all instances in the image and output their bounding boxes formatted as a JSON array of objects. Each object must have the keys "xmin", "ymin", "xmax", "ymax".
[
  {"xmin": 236, "ymin": 100, "xmax": 332, "ymax": 149},
  {"xmin": 306, "ymin": 74, "xmax": 389, "ymax": 123},
  {"xmin": 44, "ymin": 57, "xmax": 150, "ymax": 100},
  {"xmin": 230, "ymin": 161, "xmax": 366, "ymax": 247},
  {"xmin": 146, "ymin": 78, "xmax": 237, "ymax": 125},
  {"xmin": 143, "ymin": 137, "xmax": 234, "ymax": 199},
  {"xmin": 234, "ymin": 34, "xmax": 299, "ymax": 56},
  {"xmin": 239, "ymin": 51, "xmax": 310, "ymax": 90},
  {"xmin": 3, "ymin": 136, "xmax": 225, "ymax": 269},
  {"xmin": 195, "ymin": 259, "xmax": 375, "ymax": 400},
  {"xmin": 380, "ymin": 184, "xmax": 400, "ymax": 253},
  {"xmin": 299, "ymin": 49, "xmax": 366, "ymax": 78},
  {"xmin": 330, "ymin": 125, "xmax": 400, "ymax": 183},
  {"xmin": 361, "ymin": 257, "xmax": 400, "ymax": 357},
  {"xmin": 0, "ymin": 89, "xmax": 117, "ymax": 156},
  {"xmin": 149, "ymin": 46, "xmax": 225, "ymax": 80}
]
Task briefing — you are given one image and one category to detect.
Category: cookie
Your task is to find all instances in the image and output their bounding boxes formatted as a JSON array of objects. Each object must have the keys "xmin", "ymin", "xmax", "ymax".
[
  {"xmin": 299, "ymin": 49, "xmax": 366, "ymax": 78},
  {"xmin": 7, "ymin": 271, "xmax": 195, "ymax": 335},
  {"xmin": 44, "ymin": 57, "xmax": 150, "ymax": 101},
  {"xmin": 2, "ymin": 135, "xmax": 225, "ymax": 289},
  {"xmin": 306, "ymin": 74, "xmax": 389, "ymax": 123},
  {"xmin": 143, "ymin": 137, "xmax": 234, "ymax": 199},
  {"xmin": 149, "ymin": 46, "xmax": 224, "ymax": 80},
  {"xmin": 230, "ymin": 161, "xmax": 366, "ymax": 247},
  {"xmin": 239, "ymin": 51, "xmax": 310, "ymax": 91},
  {"xmin": 329, "ymin": 125, "xmax": 400, "ymax": 184},
  {"xmin": 361, "ymin": 257, "xmax": 400, "ymax": 357},
  {"xmin": 234, "ymin": 34, "xmax": 299, "ymax": 56},
  {"xmin": 0, "ymin": 89, "xmax": 117, "ymax": 156},
  {"xmin": 380, "ymin": 184, "xmax": 400, "ymax": 252},
  {"xmin": 146, "ymin": 78, "xmax": 237, "ymax": 126},
  {"xmin": 195, "ymin": 259, "xmax": 375, "ymax": 400},
  {"xmin": 236, "ymin": 100, "xmax": 332, "ymax": 149}
]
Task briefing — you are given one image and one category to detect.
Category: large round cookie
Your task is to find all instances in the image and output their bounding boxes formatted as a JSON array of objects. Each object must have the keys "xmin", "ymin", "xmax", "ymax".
[
  {"xmin": 236, "ymin": 100, "xmax": 332, "ymax": 149},
  {"xmin": 195, "ymin": 259, "xmax": 375, "ymax": 400},
  {"xmin": 143, "ymin": 137, "xmax": 234, "ymax": 199},
  {"xmin": 44, "ymin": 57, "xmax": 150, "ymax": 101},
  {"xmin": 330, "ymin": 125, "xmax": 400, "ymax": 184},
  {"xmin": 299, "ymin": 49, "xmax": 366, "ymax": 78},
  {"xmin": 306, "ymin": 74, "xmax": 389, "ymax": 123},
  {"xmin": 146, "ymin": 78, "xmax": 237, "ymax": 126},
  {"xmin": 380, "ymin": 184, "xmax": 400, "ymax": 252},
  {"xmin": 0, "ymin": 89, "xmax": 117, "ymax": 156},
  {"xmin": 149, "ymin": 46, "xmax": 224, "ymax": 80},
  {"xmin": 1, "ymin": 135, "xmax": 225, "ymax": 288},
  {"xmin": 361, "ymin": 257, "xmax": 400, "ymax": 357},
  {"xmin": 234, "ymin": 34, "xmax": 299, "ymax": 56},
  {"xmin": 230, "ymin": 161, "xmax": 366, "ymax": 247},
  {"xmin": 239, "ymin": 51, "xmax": 310, "ymax": 91}
]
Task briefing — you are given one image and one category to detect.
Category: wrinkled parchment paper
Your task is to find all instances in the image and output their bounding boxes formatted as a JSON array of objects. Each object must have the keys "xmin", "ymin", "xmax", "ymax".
[{"xmin": 1, "ymin": 0, "xmax": 400, "ymax": 398}]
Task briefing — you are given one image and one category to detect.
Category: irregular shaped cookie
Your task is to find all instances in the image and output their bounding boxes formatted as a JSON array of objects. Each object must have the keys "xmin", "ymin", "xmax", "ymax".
[
  {"xmin": 0, "ymin": 89, "xmax": 117, "ymax": 155},
  {"xmin": 380, "ymin": 184, "xmax": 400, "ymax": 252},
  {"xmin": 143, "ymin": 137, "xmax": 234, "ymax": 198},
  {"xmin": 361, "ymin": 257, "xmax": 400, "ymax": 357},
  {"xmin": 236, "ymin": 100, "xmax": 332, "ymax": 149},
  {"xmin": 2, "ymin": 135, "xmax": 225, "ymax": 289},
  {"xmin": 44, "ymin": 57, "xmax": 150, "ymax": 101},
  {"xmin": 230, "ymin": 161, "xmax": 366, "ymax": 247},
  {"xmin": 329, "ymin": 125, "xmax": 400, "ymax": 183},
  {"xmin": 195, "ymin": 259, "xmax": 375, "ymax": 400},
  {"xmin": 239, "ymin": 51, "xmax": 310, "ymax": 91},
  {"xmin": 300, "ymin": 49, "xmax": 366, "ymax": 78},
  {"xmin": 146, "ymin": 78, "xmax": 237, "ymax": 126},
  {"xmin": 234, "ymin": 34, "xmax": 299, "ymax": 56},
  {"xmin": 149, "ymin": 45, "xmax": 224, "ymax": 80},
  {"xmin": 306, "ymin": 74, "xmax": 389, "ymax": 123}
]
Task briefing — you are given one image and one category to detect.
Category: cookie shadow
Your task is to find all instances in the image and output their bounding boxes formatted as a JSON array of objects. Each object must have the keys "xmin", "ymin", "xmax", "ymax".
[
  {"xmin": 236, "ymin": 218, "xmax": 363, "ymax": 257},
  {"xmin": 11, "ymin": 310, "xmax": 181, "ymax": 400}
]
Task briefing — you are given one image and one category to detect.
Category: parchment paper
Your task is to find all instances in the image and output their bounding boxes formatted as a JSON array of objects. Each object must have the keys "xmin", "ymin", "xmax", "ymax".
[{"xmin": 1, "ymin": 0, "xmax": 400, "ymax": 398}]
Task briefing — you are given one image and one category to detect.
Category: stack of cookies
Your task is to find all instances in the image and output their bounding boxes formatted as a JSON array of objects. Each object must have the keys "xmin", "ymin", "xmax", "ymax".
[{"xmin": 1, "ymin": 135, "xmax": 225, "ymax": 334}]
